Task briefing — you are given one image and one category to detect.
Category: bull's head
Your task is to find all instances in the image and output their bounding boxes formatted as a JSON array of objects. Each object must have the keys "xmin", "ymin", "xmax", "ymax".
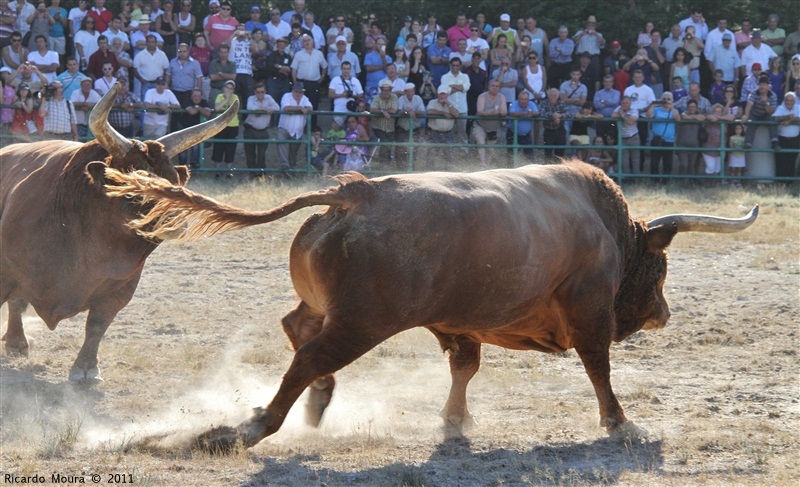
[
  {"xmin": 87, "ymin": 82, "xmax": 238, "ymax": 186},
  {"xmin": 613, "ymin": 206, "xmax": 759, "ymax": 341}
]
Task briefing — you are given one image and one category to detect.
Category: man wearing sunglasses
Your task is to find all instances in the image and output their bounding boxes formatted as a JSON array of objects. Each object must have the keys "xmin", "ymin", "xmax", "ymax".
[{"xmin": 204, "ymin": 0, "xmax": 236, "ymax": 53}]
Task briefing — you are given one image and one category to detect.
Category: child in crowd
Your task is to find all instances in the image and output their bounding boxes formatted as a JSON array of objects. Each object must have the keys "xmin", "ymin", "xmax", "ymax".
[
  {"xmin": 584, "ymin": 134, "xmax": 614, "ymax": 174},
  {"xmin": 727, "ymin": 123, "xmax": 746, "ymax": 187},
  {"xmin": 708, "ymin": 70, "xmax": 726, "ymax": 105},
  {"xmin": 319, "ymin": 121, "xmax": 347, "ymax": 174},
  {"xmin": 671, "ymin": 76, "xmax": 688, "ymax": 103},
  {"xmin": 419, "ymin": 71, "xmax": 436, "ymax": 105},
  {"xmin": 310, "ymin": 126, "xmax": 323, "ymax": 169}
]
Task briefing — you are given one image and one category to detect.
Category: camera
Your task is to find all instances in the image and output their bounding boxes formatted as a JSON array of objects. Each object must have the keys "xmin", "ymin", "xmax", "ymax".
[
  {"xmin": 42, "ymin": 83, "xmax": 57, "ymax": 99},
  {"xmin": 345, "ymin": 90, "xmax": 353, "ymax": 97},
  {"xmin": 346, "ymin": 99, "xmax": 358, "ymax": 112},
  {"xmin": 651, "ymin": 100, "xmax": 666, "ymax": 105}
]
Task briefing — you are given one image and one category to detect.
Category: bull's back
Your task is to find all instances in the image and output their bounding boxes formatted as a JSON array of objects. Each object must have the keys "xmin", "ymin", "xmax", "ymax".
[{"xmin": 292, "ymin": 164, "xmax": 624, "ymax": 328}]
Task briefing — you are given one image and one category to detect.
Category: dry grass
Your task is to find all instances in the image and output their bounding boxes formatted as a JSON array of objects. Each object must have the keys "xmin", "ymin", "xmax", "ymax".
[{"xmin": 2, "ymin": 174, "xmax": 798, "ymax": 486}]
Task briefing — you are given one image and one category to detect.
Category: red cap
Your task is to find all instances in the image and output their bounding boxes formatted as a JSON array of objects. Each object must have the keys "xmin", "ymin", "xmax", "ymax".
[
  {"xmin": 611, "ymin": 40, "xmax": 621, "ymax": 48},
  {"xmin": 752, "ymin": 62, "xmax": 762, "ymax": 70}
]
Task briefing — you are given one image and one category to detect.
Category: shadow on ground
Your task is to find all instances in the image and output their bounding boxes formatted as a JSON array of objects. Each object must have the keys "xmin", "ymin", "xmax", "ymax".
[{"xmin": 243, "ymin": 436, "xmax": 664, "ymax": 486}]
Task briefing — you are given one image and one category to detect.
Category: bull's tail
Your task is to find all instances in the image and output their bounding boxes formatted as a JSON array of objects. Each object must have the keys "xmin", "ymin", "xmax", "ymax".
[{"xmin": 104, "ymin": 169, "xmax": 371, "ymax": 242}]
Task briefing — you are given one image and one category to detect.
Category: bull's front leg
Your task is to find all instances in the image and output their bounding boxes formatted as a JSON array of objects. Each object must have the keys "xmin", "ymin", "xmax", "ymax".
[
  {"xmin": 3, "ymin": 299, "xmax": 30, "ymax": 357},
  {"xmin": 440, "ymin": 337, "xmax": 481, "ymax": 438},
  {"xmin": 69, "ymin": 306, "xmax": 118, "ymax": 383}
]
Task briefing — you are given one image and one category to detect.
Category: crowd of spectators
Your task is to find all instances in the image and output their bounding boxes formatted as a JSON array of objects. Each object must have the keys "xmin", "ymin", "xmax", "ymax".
[{"xmin": 0, "ymin": 1, "xmax": 798, "ymax": 181}]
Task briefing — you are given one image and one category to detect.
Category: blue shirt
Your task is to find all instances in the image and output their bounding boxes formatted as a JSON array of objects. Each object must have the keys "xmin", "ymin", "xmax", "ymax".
[
  {"xmin": 650, "ymin": 106, "xmax": 677, "ymax": 142},
  {"xmin": 245, "ymin": 21, "xmax": 267, "ymax": 34},
  {"xmin": 426, "ymin": 43, "xmax": 451, "ymax": 85},
  {"xmin": 48, "ymin": 7, "xmax": 67, "ymax": 38},
  {"xmin": 593, "ymin": 88, "xmax": 620, "ymax": 117},
  {"xmin": 709, "ymin": 45, "xmax": 741, "ymax": 82},
  {"xmin": 508, "ymin": 100, "xmax": 537, "ymax": 135},
  {"xmin": 549, "ymin": 37, "xmax": 574, "ymax": 64},
  {"xmin": 168, "ymin": 57, "xmax": 203, "ymax": 92},
  {"xmin": 363, "ymin": 51, "xmax": 386, "ymax": 89}
]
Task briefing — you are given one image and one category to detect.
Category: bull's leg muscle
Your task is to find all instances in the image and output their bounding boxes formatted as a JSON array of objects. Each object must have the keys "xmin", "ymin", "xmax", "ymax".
[
  {"xmin": 438, "ymin": 335, "xmax": 481, "ymax": 438},
  {"xmin": 69, "ymin": 306, "xmax": 119, "ymax": 383},
  {"xmin": 3, "ymin": 299, "xmax": 30, "ymax": 357},
  {"xmin": 574, "ymin": 346, "xmax": 627, "ymax": 432},
  {"xmin": 236, "ymin": 318, "xmax": 396, "ymax": 447}
]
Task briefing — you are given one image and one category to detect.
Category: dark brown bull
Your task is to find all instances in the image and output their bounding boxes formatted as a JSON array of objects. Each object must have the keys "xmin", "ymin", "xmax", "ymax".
[
  {"xmin": 0, "ymin": 83, "xmax": 238, "ymax": 382},
  {"xmin": 105, "ymin": 164, "xmax": 757, "ymax": 447}
]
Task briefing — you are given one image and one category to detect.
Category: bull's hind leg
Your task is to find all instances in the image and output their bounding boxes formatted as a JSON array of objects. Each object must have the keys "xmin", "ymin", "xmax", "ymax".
[
  {"xmin": 281, "ymin": 301, "xmax": 334, "ymax": 427},
  {"xmin": 431, "ymin": 330, "xmax": 481, "ymax": 438},
  {"xmin": 234, "ymin": 315, "xmax": 397, "ymax": 447},
  {"xmin": 69, "ymin": 305, "xmax": 119, "ymax": 383},
  {"xmin": 3, "ymin": 299, "xmax": 30, "ymax": 356}
]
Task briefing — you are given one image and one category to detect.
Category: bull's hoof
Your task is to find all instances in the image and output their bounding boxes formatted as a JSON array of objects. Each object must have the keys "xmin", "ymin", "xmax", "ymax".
[
  {"xmin": 440, "ymin": 412, "xmax": 476, "ymax": 439},
  {"xmin": 194, "ymin": 412, "xmax": 269, "ymax": 454},
  {"xmin": 607, "ymin": 420, "xmax": 649, "ymax": 441},
  {"xmin": 3, "ymin": 336, "xmax": 30, "ymax": 357},
  {"xmin": 69, "ymin": 365, "xmax": 103, "ymax": 384},
  {"xmin": 305, "ymin": 378, "xmax": 334, "ymax": 427}
]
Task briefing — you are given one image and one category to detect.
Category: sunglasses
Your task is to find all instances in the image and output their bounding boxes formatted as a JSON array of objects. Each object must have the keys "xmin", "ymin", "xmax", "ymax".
[{"xmin": 470, "ymin": 28, "xmax": 478, "ymax": 32}]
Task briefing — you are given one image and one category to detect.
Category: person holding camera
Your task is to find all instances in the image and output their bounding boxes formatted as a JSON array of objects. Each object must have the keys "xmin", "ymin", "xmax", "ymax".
[
  {"xmin": 573, "ymin": 15, "xmax": 605, "ymax": 72},
  {"xmin": 681, "ymin": 25, "xmax": 704, "ymax": 85},
  {"xmin": 38, "ymin": 80, "xmax": 77, "ymax": 140},
  {"xmin": 25, "ymin": 2, "xmax": 53, "ymax": 52},
  {"xmin": 647, "ymin": 92, "xmax": 681, "ymax": 181},
  {"xmin": 8, "ymin": 60, "xmax": 46, "ymax": 93},
  {"xmin": 328, "ymin": 60, "xmax": 362, "ymax": 126}
]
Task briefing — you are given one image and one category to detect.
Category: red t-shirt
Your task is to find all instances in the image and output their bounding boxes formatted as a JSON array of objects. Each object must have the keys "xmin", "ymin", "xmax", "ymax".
[
  {"xmin": 89, "ymin": 8, "xmax": 112, "ymax": 33},
  {"xmin": 204, "ymin": 14, "xmax": 238, "ymax": 51}
]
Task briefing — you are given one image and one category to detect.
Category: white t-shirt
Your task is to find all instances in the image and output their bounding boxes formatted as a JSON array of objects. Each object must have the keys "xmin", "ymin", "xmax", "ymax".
[
  {"xmin": 623, "ymin": 84, "xmax": 656, "ymax": 113},
  {"xmin": 26, "ymin": 50, "xmax": 60, "ymax": 82},
  {"xmin": 278, "ymin": 92, "xmax": 312, "ymax": 138},
  {"xmin": 230, "ymin": 37, "xmax": 253, "ymax": 76},
  {"xmin": 466, "ymin": 38, "xmax": 490, "ymax": 70},
  {"xmin": 73, "ymin": 30, "xmax": 100, "ymax": 65},
  {"xmin": 143, "ymin": 88, "xmax": 179, "ymax": 127},
  {"xmin": 329, "ymin": 75, "xmax": 363, "ymax": 114},
  {"xmin": 102, "ymin": 28, "xmax": 130, "ymax": 49},
  {"xmin": 69, "ymin": 88, "xmax": 101, "ymax": 125},
  {"xmin": 68, "ymin": 7, "xmax": 88, "ymax": 35}
]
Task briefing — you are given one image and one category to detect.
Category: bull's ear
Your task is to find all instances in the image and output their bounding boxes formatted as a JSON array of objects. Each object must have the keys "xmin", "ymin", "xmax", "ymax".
[
  {"xmin": 85, "ymin": 161, "xmax": 109, "ymax": 191},
  {"xmin": 646, "ymin": 223, "xmax": 678, "ymax": 254},
  {"xmin": 175, "ymin": 165, "xmax": 191, "ymax": 186}
]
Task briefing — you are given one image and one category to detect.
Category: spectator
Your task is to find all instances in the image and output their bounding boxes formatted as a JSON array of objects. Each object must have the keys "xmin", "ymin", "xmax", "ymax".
[
  {"xmin": 539, "ymin": 87, "xmax": 568, "ymax": 158},
  {"xmin": 463, "ymin": 51, "xmax": 487, "ymax": 130},
  {"xmin": 420, "ymin": 12, "xmax": 440, "ymax": 49},
  {"xmin": 701, "ymin": 103, "xmax": 734, "ymax": 177},
  {"xmin": 370, "ymin": 78, "xmax": 398, "ymax": 163},
  {"xmin": 675, "ymin": 99, "xmax": 705, "ymax": 174},
  {"xmin": 472, "ymin": 78, "xmax": 507, "ymax": 166},
  {"xmin": 721, "ymin": 83, "xmax": 740, "ymax": 118},
  {"xmin": 573, "ymin": 15, "xmax": 605, "ymax": 71},
  {"xmin": 175, "ymin": 87, "xmax": 209, "ymax": 166},
  {"xmin": 142, "ymin": 76, "xmax": 178, "ymax": 138},
  {"xmin": 118, "ymin": 0, "xmax": 134, "ymax": 32},
  {"xmin": 86, "ymin": 35, "xmax": 118, "ymax": 80},
  {"xmin": 425, "ymin": 84, "xmax": 458, "ymax": 164},
  {"xmin": 647, "ymin": 91, "xmax": 680, "ymax": 180},
  {"xmin": 302, "ymin": 11, "xmax": 324, "ymax": 52},
  {"xmin": 265, "ymin": 7, "xmax": 290, "ymax": 52},
  {"xmin": 280, "ymin": 0, "xmax": 305, "ymax": 25},
  {"xmin": 681, "ymin": 25, "xmax": 704, "ymax": 85},
  {"xmin": 727, "ymin": 122, "xmax": 746, "ymax": 186},
  {"xmin": 207, "ymin": 42, "xmax": 234, "ymax": 106},
  {"xmin": 67, "ymin": 0, "xmax": 88, "ymax": 40},
  {"xmin": 131, "ymin": 19, "xmax": 162, "ymax": 58},
  {"xmin": 740, "ymin": 62, "xmax": 763, "ymax": 102},
  {"xmin": 204, "ymin": 0, "xmax": 236, "ymax": 53},
  {"xmin": 93, "ymin": 61, "xmax": 115, "ymax": 95},
  {"xmin": 381, "ymin": 63, "xmax": 404, "ymax": 96},
  {"xmin": 772, "ymin": 91, "xmax": 799, "ymax": 179},
  {"xmin": 594, "ymin": 74, "xmax": 620, "ymax": 137},
  {"xmin": 559, "ymin": 66, "xmax": 587, "ymax": 134},
  {"xmin": 446, "ymin": 12, "xmax": 469, "ymax": 51},
  {"xmin": 708, "ymin": 32, "xmax": 741, "ymax": 85},
  {"xmin": 396, "ymin": 81, "xmax": 425, "ymax": 167},
  {"xmin": 154, "ymin": 0, "xmax": 177, "ymax": 59},
  {"xmin": 671, "ymin": 76, "xmax": 688, "ymax": 103},
  {"xmin": 763, "ymin": 14, "xmax": 786, "ymax": 58},
  {"xmin": 10, "ymin": 82, "xmax": 37, "ymax": 138},
  {"xmin": 577, "ymin": 50, "xmax": 601, "ymax": 100},
  {"xmin": 520, "ymin": 49, "xmax": 545, "ymax": 102},
  {"xmin": 507, "ymin": 89, "xmax": 536, "ymax": 159},
  {"xmin": 674, "ymin": 81, "xmax": 711, "ymax": 114},
  {"xmin": 637, "ymin": 20, "xmax": 655, "ymax": 49},
  {"xmin": 788, "ymin": 54, "xmax": 800, "ymax": 95},
  {"xmin": 328, "ymin": 60, "xmax": 362, "ymax": 126},
  {"xmin": 364, "ymin": 36, "xmax": 388, "ymax": 103},
  {"xmin": 103, "ymin": 16, "xmax": 130, "ymax": 52},
  {"xmin": 427, "ymin": 31, "xmax": 450, "ymax": 87},
  {"xmin": 108, "ymin": 77, "xmax": 139, "ymax": 138},
  {"xmin": 449, "ymin": 38, "xmax": 469, "ymax": 67},
  {"xmin": 209, "ymin": 78, "xmax": 238, "ymax": 175},
  {"xmin": 228, "ymin": 23, "xmax": 254, "ymax": 106},
  {"xmin": 0, "ymin": 78, "xmax": 14, "ymax": 131},
  {"xmin": 326, "ymin": 14, "xmax": 353, "ymax": 50},
  {"xmin": 38, "ymin": 79, "xmax": 77, "ymax": 140},
  {"xmin": 488, "ymin": 33, "xmax": 511, "ymax": 73},
  {"xmin": 242, "ymin": 81, "xmax": 278, "ymax": 174},
  {"xmin": 1, "ymin": 31, "xmax": 27, "ymax": 69},
  {"xmin": 244, "ymin": 5, "xmax": 264, "ymax": 34},
  {"xmin": 55, "ymin": 55, "xmax": 87, "ymax": 98},
  {"xmin": 25, "ymin": 2, "xmax": 52, "ymax": 53},
  {"xmin": 490, "ymin": 13, "xmax": 517, "ymax": 52},
  {"xmin": 678, "ymin": 7, "xmax": 708, "ymax": 41},
  {"xmin": 548, "ymin": 26, "xmax": 573, "ymax": 88},
  {"xmin": 337, "ymin": 115, "xmax": 369, "ymax": 172},
  {"xmin": 0, "ymin": 1, "xmax": 17, "ymax": 50},
  {"xmin": 250, "ymin": 28, "xmax": 268, "ymax": 82},
  {"xmin": 784, "ymin": 21, "xmax": 800, "ymax": 59},
  {"xmin": 74, "ymin": 14, "xmax": 99, "ymax": 69},
  {"xmin": 174, "ymin": 0, "xmax": 194, "ymax": 45},
  {"xmin": 704, "ymin": 17, "xmax": 733, "ymax": 60},
  {"xmin": 440, "ymin": 57, "xmax": 470, "ymax": 144},
  {"xmin": 623, "ymin": 48, "xmax": 659, "ymax": 88},
  {"xmin": 570, "ymin": 102, "xmax": 602, "ymax": 160},
  {"xmin": 46, "ymin": 0, "xmax": 67, "ymax": 56},
  {"xmin": 742, "ymin": 74, "xmax": 779, "ymax": 150},
  {"xmin": 326, "ymin": 35, "xmax": 359, "ymax": 79},
  {"xmin": 584, "ymin": 135, "xmax": 614, "ymax": 173},
  {"xmin": 189, "ymin": 31, "xmax": 210, "ymax": 92},
  {"xmin": 394, "ymin": 15, "xmax": 412, "ymax": 48},
  {"xmin": 148, "ymin": 0, "xmax": 163, "ymax": 22},
  {"xmin": 407, "ymin": 45, "xmax": 427, "ymax": 92},
  {"xmin": 491, "ymin": 55, "xmax": 516, "ymax": 108},
  {"xmin": 7, "ymin": 61, "xmax": 46, "ymax": 92},
  {"xmin": 766, "ymin": 57, "xmax": 785, "ymax": 102},
  {"xmin": 276, "ymin": 82, "xmax": 311, "ymax": 170},
  {"xmin": 133, "ymin": 34, "xmax": 168, "ymax": 99},
  {"xmin": 602, "ymin": 39, "xmax": 629, "ymax": 80},
  {"xmin": 8, "ymin": 0, "xmax": 34, "ymax": 40},
  {"xmin": 363, "ymin": 20, "xmax": 386, "ymax": 54},
  {"xmin": 740, "ymin": 29, "xmax": 777, "ymax": 79},
  {"xmin": 266, "ymin": 36, "xmax": 292, "ymax": 106},
  {"xmin": 88, "ymin": 0, "xmax": 111, "ymax": 33},
  {"xmin": 708, "ymin": 69, "xmax": 726, "ymax": 104},
  {"xmin": 473, "ymin": 12, "xmax": 492, "ymax": 39},
  {"xmin": 466, "ymin": 22, "xmax": 489, "ymax": 70},
  {"xmin": 167, "ymin": 41, "xmax": 201, "ymax": 108},
  {"xmin": 611, "ymin": 95, "xmax": 639, "ymax": 175},
  {"xmin": 393, "ymin": 45, "xmax": 409, "ymax": 81},
  {"xmin": 522, "ymin": 16, "xmax": 548, "ymax": 66},
  {"xmin": 735, "ymin": 17, "xmax": 753, "ymax": 55},
  {"xmin": 662, "ymin": 24, "xmax": 684, "ymax": 66},
  {"xmin": 291, "ymin": 33, "xmax": 326, "ymax": 119},
  {"xmin": 68, "ymin": 77, "xmax": 99, "ymax": 137},
  {"xmin": 26, "ymin": 34, "xmax": 58, "ymax": 82}
]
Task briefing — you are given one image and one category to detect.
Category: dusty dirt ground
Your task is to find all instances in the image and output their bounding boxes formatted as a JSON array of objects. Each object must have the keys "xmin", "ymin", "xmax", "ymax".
[{"xmin": 1, "ymin": 178, "xmax": 798, "ymax": 486}]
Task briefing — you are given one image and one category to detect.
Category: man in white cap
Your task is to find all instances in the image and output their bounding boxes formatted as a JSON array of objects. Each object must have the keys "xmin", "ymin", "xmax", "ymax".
[
  {"xmin": 142, "ymin": 75, "xmax": 179, "ymax": 138},
  {"xmin": 370, "ymin": 77, "xmax": 398, "ymax": 163},
  {"xmin": 69, "ymin": 76, "xmax": 101, "ymax": 138},
  {"xmin": 276, "ymin": 81, "xmax": 312, "ymax": 169},
  {"xmin": 327, "ymin": 34, "xmax": 360, "ymax": 78},
  {"xmin": 489, "ymin": 13, "xmax": 517, "ymax": 51},
  {"xmin": 708, "ymin": 31, "xmax": 741, "ymax": 84},
  {"xmin": 425, "ymin": 84, "xmax": 459, "ymax": 165},
  {"xmin": 704, "ymin": 16, "xmax": 734, "ymax": 59},
  {"xmin": 396, "ymin": 81, "xmax": 425, "ymax": 167}
]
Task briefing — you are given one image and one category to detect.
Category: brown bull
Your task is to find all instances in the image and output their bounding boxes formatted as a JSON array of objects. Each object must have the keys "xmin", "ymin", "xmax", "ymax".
[
  {"xmin": 0, "ymin": 83, "xmax": 238, "ymax": 382},
  {"xmin": 106, "ymin": 164, "xmax": 757, "ymax": 447}
]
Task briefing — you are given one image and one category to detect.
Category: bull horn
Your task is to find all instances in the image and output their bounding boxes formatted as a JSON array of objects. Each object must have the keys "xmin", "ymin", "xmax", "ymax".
[
  {"xmin": 89, "ymin": 82, "xmax": 133, "ymax": 158},
  {"xmin": 158, "ymin": 98, "xmax": 240, "ymax": 160},
  {"xmin": 647, "ymin": 205, "xmax": 759, "ymax": 233}
]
